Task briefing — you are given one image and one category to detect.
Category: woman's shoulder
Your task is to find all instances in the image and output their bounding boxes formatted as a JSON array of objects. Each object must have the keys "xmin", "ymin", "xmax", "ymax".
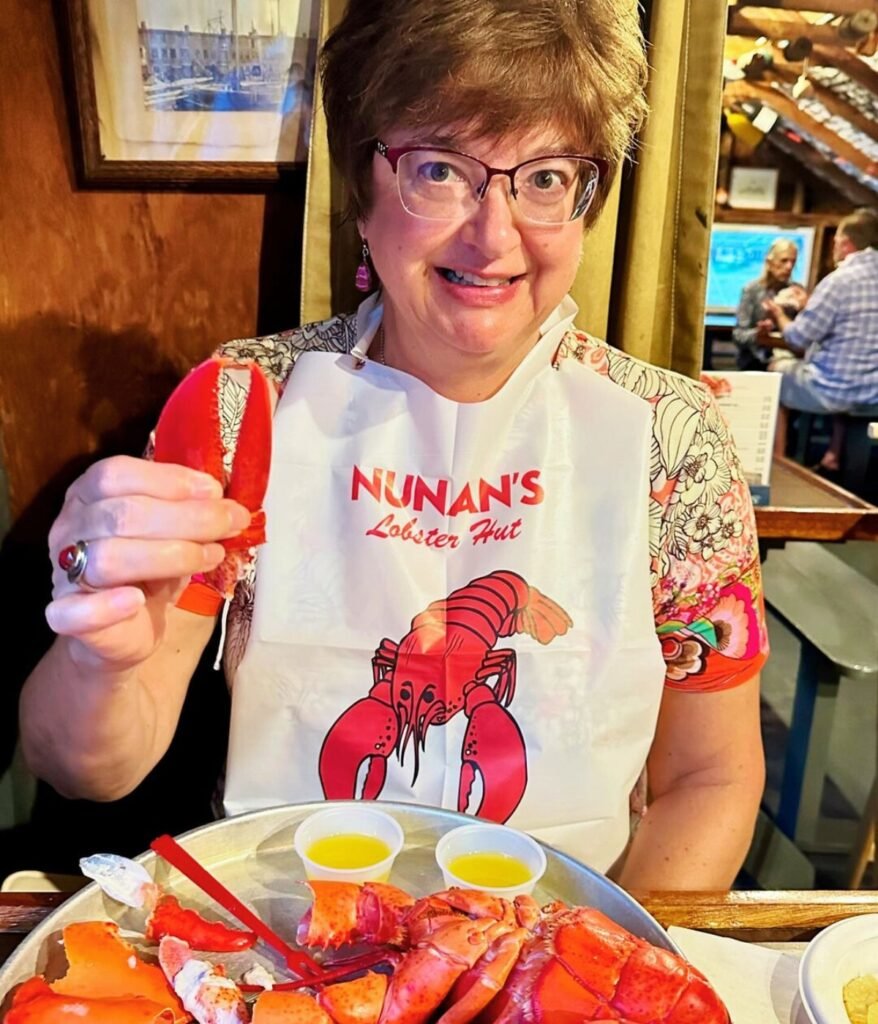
[
  {"xmin": 561, "ymin": 329, "xmax": 738, "ymax": 506},
  {"xmin": 215, "ymin": 312, "xmax": 358, "ymax": 389},
  {"xmin": 561, "ymin": 328, "xmax": 712, "ymax": 415}
]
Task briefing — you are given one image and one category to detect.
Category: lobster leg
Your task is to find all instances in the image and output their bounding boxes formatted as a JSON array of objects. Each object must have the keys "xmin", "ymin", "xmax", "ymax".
[
  {"xmin": 473, "ymin": 648, "xmax": 517, "ymax": 706},
  {"xmin": 458, "ymin": 680, "xmax": 527, "ymax": 824},
  {"xmin": 372, "ymin": 639, "xmax": 398, "ymax": 687},
  {"xmin": 319, "ymin": 681, "xmax": 399, "ymax": 801}
]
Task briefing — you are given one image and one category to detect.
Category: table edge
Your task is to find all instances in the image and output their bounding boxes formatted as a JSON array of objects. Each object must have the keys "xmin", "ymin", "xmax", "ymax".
[{"xmin": 3, "ymin": 890, "xmax": 878, "ymax": 950}]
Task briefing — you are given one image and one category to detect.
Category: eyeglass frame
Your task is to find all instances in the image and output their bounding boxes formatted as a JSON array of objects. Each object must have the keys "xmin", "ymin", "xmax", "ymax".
[{"xmin": 374, "ymin": 140, "xmax": 610, "ymax": 223}]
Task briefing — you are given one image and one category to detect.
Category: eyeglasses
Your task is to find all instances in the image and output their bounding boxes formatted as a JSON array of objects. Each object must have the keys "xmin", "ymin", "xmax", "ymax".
[{"xmin": 376, "ymin": 141, "xmax": 608, "ymax": 225}]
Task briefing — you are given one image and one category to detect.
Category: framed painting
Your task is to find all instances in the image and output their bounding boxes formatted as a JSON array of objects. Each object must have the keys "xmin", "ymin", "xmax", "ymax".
[{"xmin": 58, "ymin": 0, "xmax": 320, "ymax": 188}]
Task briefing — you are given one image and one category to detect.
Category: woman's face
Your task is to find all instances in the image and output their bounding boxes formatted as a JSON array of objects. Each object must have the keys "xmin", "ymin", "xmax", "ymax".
[
  {"xmin": 766, "ymin": 247, "xmax": 797, "ymax": 284},
  {"xmin": 360, "ymin": 125, "xmax": 586, "ymax": 364}
]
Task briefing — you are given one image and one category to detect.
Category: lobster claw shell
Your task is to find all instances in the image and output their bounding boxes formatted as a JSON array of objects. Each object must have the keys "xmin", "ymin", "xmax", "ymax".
[{"xmin": 152, "ymin": 357, "xmax": 273, "ymax": 599}]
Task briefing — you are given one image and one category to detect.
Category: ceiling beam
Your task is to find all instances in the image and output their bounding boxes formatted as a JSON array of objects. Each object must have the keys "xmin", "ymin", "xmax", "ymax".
[
  {"xmin": 811, "ymin": 43, "xmax": 878, "ymax": 90},
  {"xmin": 724, "ymin": 80, "xmax": 878, "ymax": 174},
  {"xmin": 735, "ymin": 0, "xmax": 876, "ymax": 13},
  {"xmin": 728, "ymin": 9, "xmax": 869, "ymax": 43},
  {"xmin": 767, "ymin": 65, "xmax": 878, "ymax": 142},
  {"xmin": 763, "ymin": 126, "xmax": 878, "ymax": 207}
]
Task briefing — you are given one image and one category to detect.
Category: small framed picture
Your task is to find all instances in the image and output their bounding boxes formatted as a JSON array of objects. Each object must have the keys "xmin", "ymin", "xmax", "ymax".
[
  {"xmin": 59, "ymin": 0, "xmax": 320, "ymax": 189},
  {"xmin": 727, "ymin": 167, "xmax": 780, "ymax": 211}
]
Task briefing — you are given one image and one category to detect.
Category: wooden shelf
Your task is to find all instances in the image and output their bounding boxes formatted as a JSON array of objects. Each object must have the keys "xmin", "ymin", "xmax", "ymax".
[{"xmin": 714, "ymin": 207, "xmax": 843, "ymax": 227}]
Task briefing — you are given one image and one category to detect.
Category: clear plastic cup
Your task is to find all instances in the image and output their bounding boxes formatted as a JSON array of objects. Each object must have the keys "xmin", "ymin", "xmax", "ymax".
[
  {"xmin": 435, "ymin": 823, "xmax": 547, "ymax": 898},
  {"xmin": 293, "ymin": 805, "xmax": 404, "ymax": 883}
]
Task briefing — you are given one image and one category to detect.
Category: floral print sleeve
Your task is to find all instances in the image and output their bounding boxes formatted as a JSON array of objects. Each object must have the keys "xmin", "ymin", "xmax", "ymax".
[
  {"xmin": 650, "ymin": 392, "xmax": 768, "ymax": 691},
  {"xmin": 560, "ymin": 330, "xmax": 769, "ymax": 691}
]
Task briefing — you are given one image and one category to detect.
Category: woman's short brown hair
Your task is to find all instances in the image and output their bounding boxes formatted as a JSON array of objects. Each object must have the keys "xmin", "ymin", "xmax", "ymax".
[{"xmin": 321, "ymin": 0, "xmax": 649, "ymax": 225}]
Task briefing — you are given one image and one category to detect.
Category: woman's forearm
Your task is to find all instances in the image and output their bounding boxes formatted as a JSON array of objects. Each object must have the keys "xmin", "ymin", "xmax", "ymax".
[
  {"xmin": 731, "ymin": 325, "xmax": 757, "ymax": 348},
  {"xmin": 20, "ymin": 638, "xmax": 156, "ymax": 799},
  {"xmin": 19, "ymin": 610, "xmax": 214, "ymax": 800},
  {"xmin": 616, "ymin": 777, "xmax": 762, "ymax": 891}
]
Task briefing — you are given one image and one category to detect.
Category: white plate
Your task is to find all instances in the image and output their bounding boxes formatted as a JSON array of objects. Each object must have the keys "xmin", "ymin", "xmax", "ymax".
[
  {"xmin": 0, "ymin": 871, "xmax": 86, "ymax": 894},
  {"xmin": 800, "ymin": 913, "xmax": 878, "ymax": 1024}
]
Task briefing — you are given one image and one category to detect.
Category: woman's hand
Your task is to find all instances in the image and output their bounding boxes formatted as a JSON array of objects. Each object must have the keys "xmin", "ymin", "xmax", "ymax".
[
  {"xmin": 46, "ymin": 455, "xmax": 250, "ymax": 673},
  {"xmin": 754, "ymin": 318, "xmax": 776, "ymax": 347}
]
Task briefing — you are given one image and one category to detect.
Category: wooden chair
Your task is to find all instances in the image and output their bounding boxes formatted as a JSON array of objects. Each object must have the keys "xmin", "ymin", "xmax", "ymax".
[{"xmin": 848, "ymin": 775, "xmax": 878, "ymax": 888}]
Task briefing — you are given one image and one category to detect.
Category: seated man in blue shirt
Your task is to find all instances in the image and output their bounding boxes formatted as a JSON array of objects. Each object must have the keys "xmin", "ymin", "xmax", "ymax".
[{"xmin": 761, "ymin": 207, "xmax": 878, "ymax": 472}]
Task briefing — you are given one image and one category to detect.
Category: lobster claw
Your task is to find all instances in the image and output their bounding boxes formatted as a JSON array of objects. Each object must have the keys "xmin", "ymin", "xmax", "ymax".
[
  {"xmin": 253, "ymin": 974, "xmax": 390, "ymax": 1024},
  {"xmin": 318, "ymin": 689, "xmax": 399, "ymax": 801},
  {"xmin": 444, "ymin": 926, "xmax": 531, "ymax": 1024},
  {"xmin": 152, "ymin": 357, "xmax": 273, "ymax": 599},
  {"xmin": 458, "ymin": 684, "xmax": 527, "ymax": 824}
]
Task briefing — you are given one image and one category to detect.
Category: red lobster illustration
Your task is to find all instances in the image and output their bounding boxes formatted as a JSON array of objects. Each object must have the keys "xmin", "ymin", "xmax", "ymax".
[{"xmin": 318, "ymin": 570, "xmax": 572, "ymax": 823}]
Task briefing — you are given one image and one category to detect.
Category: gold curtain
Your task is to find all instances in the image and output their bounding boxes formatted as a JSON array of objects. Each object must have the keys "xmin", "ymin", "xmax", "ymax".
[
  {"xmin": 602, "ymin": 0, "xmax": 728, "ymax": 377},
  {"xmin": 301, "ymin": 0, "xmax": 727, "ymax": 379},
  {"xmin": 300, "ymin": 0, "xmax": 358, "ymax": 326}
]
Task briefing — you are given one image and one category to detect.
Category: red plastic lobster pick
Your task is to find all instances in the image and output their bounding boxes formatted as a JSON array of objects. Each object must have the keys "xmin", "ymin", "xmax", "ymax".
[{"xmin": 150, "ymin": 834, "xmax": 321, "ymax": 979}]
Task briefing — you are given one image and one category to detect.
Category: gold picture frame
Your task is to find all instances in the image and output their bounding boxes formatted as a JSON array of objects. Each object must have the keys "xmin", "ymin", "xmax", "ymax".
[{"xmin": 58, "ymin": 0, "xmax": 320, "ymax": 189}]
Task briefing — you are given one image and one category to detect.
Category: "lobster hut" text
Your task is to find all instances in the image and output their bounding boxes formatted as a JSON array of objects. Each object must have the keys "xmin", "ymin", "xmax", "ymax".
[{"xmin": 351, "ymin": 467, "xmax": 545, "ymax": 549}]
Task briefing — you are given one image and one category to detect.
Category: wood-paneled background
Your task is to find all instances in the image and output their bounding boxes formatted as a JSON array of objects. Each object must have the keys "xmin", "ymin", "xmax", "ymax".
[{"xmin": 0, "ymin": 0, "xmax": 306, "ymax": 865}]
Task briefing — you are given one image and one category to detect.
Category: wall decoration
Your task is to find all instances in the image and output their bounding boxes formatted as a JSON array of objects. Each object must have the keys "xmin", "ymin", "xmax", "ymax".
[{"xmin": 60, "ymin": 0, "xmax": 319, "ymax": 188}]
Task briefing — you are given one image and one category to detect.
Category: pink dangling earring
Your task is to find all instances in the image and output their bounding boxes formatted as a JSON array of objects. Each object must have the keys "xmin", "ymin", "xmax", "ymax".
[{"xmin": 355, "ymin": 240, "xmax": 373, "ymax": 292}]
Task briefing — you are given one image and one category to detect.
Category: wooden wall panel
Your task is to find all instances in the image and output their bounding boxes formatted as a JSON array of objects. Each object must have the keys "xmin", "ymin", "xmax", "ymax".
[
  {"xmin": 0, "ymin": 0, "xmax": 308, "ymax": 846},
  {"xmin": 0, "ymin": 0, "xmax": 302, "ymax": 543}
]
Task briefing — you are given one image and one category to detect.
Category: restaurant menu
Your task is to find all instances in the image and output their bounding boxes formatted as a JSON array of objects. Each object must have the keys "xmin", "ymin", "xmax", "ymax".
[{"xmin": 701, "ymin": 371, "xmax": 782, "ymax": 505}]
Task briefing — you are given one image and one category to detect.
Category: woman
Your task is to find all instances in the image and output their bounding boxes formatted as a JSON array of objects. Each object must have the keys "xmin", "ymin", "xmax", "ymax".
[
  {"xmin": 733, "ymin": 238, "xmax": 807, "ymax": 371},
  {"xmin": 20, "ymin": 0, "xmax": 767, "ymax": 890}
]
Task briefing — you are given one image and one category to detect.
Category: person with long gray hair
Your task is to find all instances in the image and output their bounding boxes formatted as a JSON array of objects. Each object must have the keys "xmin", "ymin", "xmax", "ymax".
[{"xmin": 733, "ymin": 238, "xmax": 807, "ymax": 371}]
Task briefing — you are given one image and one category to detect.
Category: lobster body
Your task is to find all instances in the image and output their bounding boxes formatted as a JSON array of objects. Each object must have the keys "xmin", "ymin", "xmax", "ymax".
[
  {"xmin": 318, "ymin": 571, "xmax": 573, "ymax": 823},
  {"xmin": 262, "ymin": 881, "xmax": 731, "ymax": 1024},
  {"xmin": 484, "ymin": 904, "xmax": 727, "ymax": 1023},
  {"xmin": 152, "ymin": 357, "xmax": 272, "ymax": 599}
]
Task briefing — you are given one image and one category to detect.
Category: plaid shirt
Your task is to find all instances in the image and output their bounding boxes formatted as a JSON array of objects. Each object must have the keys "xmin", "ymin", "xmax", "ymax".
[{"xmin": 783, "ymin": 247, "xmax": 878, "ymax": 407}]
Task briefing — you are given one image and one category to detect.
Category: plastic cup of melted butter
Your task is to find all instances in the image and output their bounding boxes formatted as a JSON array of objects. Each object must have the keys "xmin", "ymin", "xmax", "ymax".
[
  {"xmin": 293, "ymin": 806, "xmax": 404, "ymax": 883},
  {"xmin": 435, "ymin": 823, "xmax": 547, "ymax": 898}
]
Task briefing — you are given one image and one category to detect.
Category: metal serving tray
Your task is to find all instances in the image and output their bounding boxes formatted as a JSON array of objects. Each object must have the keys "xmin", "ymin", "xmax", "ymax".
[{"xmin": 0, "ymin": 801, "xmax": 677, "ymax": 1007}]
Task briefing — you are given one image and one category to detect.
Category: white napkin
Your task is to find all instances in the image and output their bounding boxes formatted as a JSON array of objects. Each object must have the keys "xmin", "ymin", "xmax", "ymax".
[{"xmin": 669, "ymin": 926, "xmax": 810, "ymax": 1024}]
